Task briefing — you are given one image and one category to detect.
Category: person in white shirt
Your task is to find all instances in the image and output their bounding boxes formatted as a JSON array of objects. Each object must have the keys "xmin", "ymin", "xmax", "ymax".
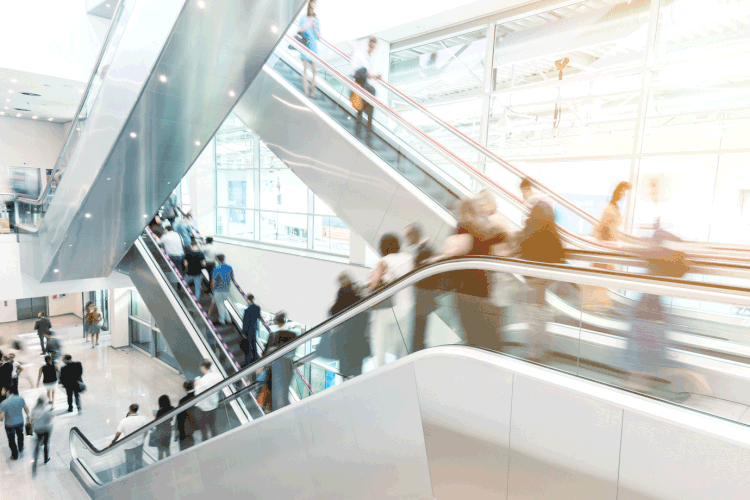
[
  {"xmin": 158, "ymin": 226, "xmax": 185, "ymax": 271},
  {"xmin": 350, "ymin": 36, "xmax": 381, "ymax": 147},
  {"xmin": 194, "ymin": 359, "xmax": 222, "ymax": 441},
  {"xmin": 201, "ymin": 237, "xmax": 218, "ymax": 292},
  {"xmin": 110, "ymin": 404, "xmax": 151, "ymax": 474}
]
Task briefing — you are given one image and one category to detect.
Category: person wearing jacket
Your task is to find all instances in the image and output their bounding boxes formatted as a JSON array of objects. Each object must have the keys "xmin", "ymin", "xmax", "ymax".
[
  {"xmin": 34, "ymin": 312, "xmax": 51, "ymax": 354},
  {"xmin": 241, "ymin": 294, "xmax": 262, "ymax": 366},
  {"xmin": 263, "ymin": 313, "xmax": 297, "ymax": 412},
  {"xmin": 176, "ymin": 381, "xmax": 197, "ymax": 451},
  {"xmin": 59, "ymin": 355, "xmax": 83, "ymax": 413}
]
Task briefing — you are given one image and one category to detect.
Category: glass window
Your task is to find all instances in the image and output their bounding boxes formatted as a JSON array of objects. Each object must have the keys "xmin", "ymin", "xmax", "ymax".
[
  {"xmin": 313, "ymin": 216, "xmax": 350, "ymax": 255},
  {"xmin": 216, "ymin": 207, "xmax": 254, "ymax": 239},
  {"xmin": 129, "ymin": 290, "xmax": 150, "ymax": 322},
  {"xmin": 217, "ymin": 170, "xmax": 253, "ymax": 209},
  {"xmin": 129, "ymin": 319, "xmax": 152, "ymax": 353},
  {"xmin": 155, "ymin": 330, "xmax": 180, "ymax": 370},
  {"xmin": 260, "ymin": 211, "xmax": 308, "ymax": 248},
  {"xmin": 258, "ymin": 168, "xmax": 308, "ymax": 213}
]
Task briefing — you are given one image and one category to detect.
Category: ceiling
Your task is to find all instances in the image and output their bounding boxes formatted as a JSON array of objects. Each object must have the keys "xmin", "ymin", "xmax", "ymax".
[{"xmin": 0, "ymin": 66, "xmax": 86, "ymax": 123}]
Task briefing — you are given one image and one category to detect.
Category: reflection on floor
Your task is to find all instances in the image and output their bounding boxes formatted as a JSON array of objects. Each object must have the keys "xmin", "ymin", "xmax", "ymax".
[{"xmin": 0, "ymin": 314, "xmax": 185, "ymax": 500}]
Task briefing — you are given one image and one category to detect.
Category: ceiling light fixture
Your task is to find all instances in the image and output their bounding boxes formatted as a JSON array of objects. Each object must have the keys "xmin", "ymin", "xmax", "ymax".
[
  {"xmin": 53, "ymin": 269, "xmax": 59, "ymax": 273},
  {"xmin": 159, "ymin": 75, "xmax": 167, "ymax": 83},
  {"xmin": 5, "ymin": 99, "xmax": 9, "ymax": 102},
  {"xmin": 15, "ymin": 113, "xmax": 21, "ymax": 117},
  {"xmin": 195, "ymin": 140, "xmax": 201, "ymax": 146},
  {"xmin": 32, "ymin": 116, "xmax": 37, "ymax": 119},
  {"xmin": 229, "ymin": 90, "xmax": 235, "ymax": 97},
  {"xmin": 197, "ymin": 0, "xmax": 205, "ymax": 8},
  {"xmin": 130, "ymin": 132, "xmax": 137, "ymax": 138},
  {"xmin": 271, "ymin": 25, "xmax": 278, "ymax": 34},
  {"xmin": 7, "ymin": 90, "xmax": 13, "ymax": 93},
  {"xmin": 0, "ymin": 112, "xmax": 4, "ymax": 116},
  {"xmin": 85, "ymin": 213, "xmax": 92, "ymax": 218},
  {"xmin": 106, "ymin": 3, "xmax": 111, "ymax": 7},
  {"xmin": 48, "ymin": 118, "xmax": 53, "ymax": 121},
  {"xmin": 10, "ymin": 79, "xmax": 16, "ymax": 83},
  {"xmin": 78, "ymin": 89, "xmax": 84, "ymax": 93},
  {"xmin": 143, "ymin": 214, "xmax": 148, "ymax": 218}
]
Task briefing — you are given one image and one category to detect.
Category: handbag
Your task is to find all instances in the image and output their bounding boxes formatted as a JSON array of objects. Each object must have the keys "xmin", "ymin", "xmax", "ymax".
[
  {"xmin": 25, "ymin": 422, "xmax": 32, "ymax": 436},
  {"xmin": 148, "ymin": 430, "xmax": 160, "ymax": 448},
  {"xmin": 350, "ymin": 90, "xmax": 363, "ymax": 112},
  {"xmin": 77, "ymin": 380, "xmax": 87, "ymax": 394},
  {"xmin": 257, "ymin": 382, "xmax": 270, "ymax": 408},
  {"xmin": 295, "ymin": 32, "xmax": 309, "ymax": 47}
]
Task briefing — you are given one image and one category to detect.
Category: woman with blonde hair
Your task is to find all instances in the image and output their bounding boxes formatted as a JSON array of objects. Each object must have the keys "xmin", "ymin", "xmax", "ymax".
[{"xmin": 85, "ymin": 306, "xmax": 103, "ymax": 348}]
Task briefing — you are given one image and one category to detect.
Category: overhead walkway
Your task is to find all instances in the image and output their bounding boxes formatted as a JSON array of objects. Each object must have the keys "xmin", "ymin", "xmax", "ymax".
[
  {"xmin": 68, "ymin": 257, "xmax": 750, "ymax": 499},
  {"xmin": 13, "ymin": 0, "xmax": 307, "ymax": 282}
]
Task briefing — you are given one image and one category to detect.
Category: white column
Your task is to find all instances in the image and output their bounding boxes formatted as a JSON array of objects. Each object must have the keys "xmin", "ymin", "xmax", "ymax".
[{"xmin": 109, "ymin": 288, "xmax": 131, "ymax": 348}]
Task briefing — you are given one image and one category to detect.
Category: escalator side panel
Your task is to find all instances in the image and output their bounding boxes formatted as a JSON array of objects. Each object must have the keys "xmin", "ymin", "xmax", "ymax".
[
  {"xmin": 118, "ymin": 245, "xmax": 204, "ymax": 379},
  {"xmin": 232, "ymin": 67, "xmax": 453, "ymax": 251}
]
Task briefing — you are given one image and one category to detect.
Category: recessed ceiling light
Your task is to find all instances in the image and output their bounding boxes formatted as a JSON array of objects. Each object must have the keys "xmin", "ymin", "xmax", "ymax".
[
  {"xmin": 5, "ymin": 99, "xmax": 9, "ymax": 102},
  {"xmin": 85, "ymin": 213, "xmax": 92, "ymax": 218},
  {"xmin": 106, "ymin": 3, "xmax": 111, "ymax": 7},
  {"xmin": 159, "ymin": 75, "xmax": 167, "ymax": 83},
  {"xmin": 10, "ymin": 79, "xmax": 16, "ymax": 83},
  {"xmin": 229, "ymin": 90, "xmax": 235, "ymax": 97},
  {"xmin": 197, "ymin": 0, "xmax": 205, "ymax": 8},
  {"xmin": 78, "ymin": 89, "xmax": 84, "ymax": 93},
  {"xmin": 8, "ymin": 90, "xmax": 13, "ymax": 93},
  {"xmin": 53, "ymin": 269, "xmax": 59, "ymax": 273},
  {"xmin": 143, "ymin": 214, "xmax": 148, "ymax": 218},
  {"xmin": 69, "ymin": 244, "xmax": 73, "ymax": 247},
  {"xmin": 47, "ymin": 118, "xmax": 53, "ymax": 121},
  {"xmin": 195, "ymin": 140, "xmax": 200, "ymax": 146},
  {"xmin": 129, "ymin": 132, "xmax": 137, "ymax": 138},
  {"xmin": 15, "ymin": 113, "xmax": 21, "ymax": 117},
  {"xmin": 0, "ymin": 112, "xmax": 4, "ymax": 116},
  {"xmin": 32, "ymin": 116, "xmax": 37, "ymax": 119},
  {"xmin": 271, "ymin": 25, "xmax": 278, "ymax": 34}
]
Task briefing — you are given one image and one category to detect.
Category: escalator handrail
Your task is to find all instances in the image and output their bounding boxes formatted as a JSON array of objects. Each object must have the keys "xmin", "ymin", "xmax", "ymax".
[
  {"xmin": 315, "ymin": 37, "xmax": 750, "ymax": 258},
  {"xmin": 68, "ymin": 254, "xmax": 750, "ymax": 460},
  {"xmin": 15, "ymin": 0, "xmax": 127, "ymax": 206}
]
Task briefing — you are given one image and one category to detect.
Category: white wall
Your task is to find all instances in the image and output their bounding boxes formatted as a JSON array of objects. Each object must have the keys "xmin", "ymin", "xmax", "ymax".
[
  {"xmin": 0, "ymin": 235, "xmax": 132, "ymax": 302},
  {"xmin": 215, "ymin": 240, "xmax": 371, "ymax": 326},
  {"xmin": 0, "ymin": 117, "xmax": 67, "ymax": 192},
  {"xmin": 0, "ymin": 299, "xmax": 18, "ymax": 324},
  {"xmin": 110, "ymin": 288, "xmax": 131, "ymax": 348},
  {"xmin": 0, "ymin": 1, "xmax": 108, "ymax": 83},
  {"xmin": 47, "ymin": 292, "xmax": 84, "ymax": 318}
]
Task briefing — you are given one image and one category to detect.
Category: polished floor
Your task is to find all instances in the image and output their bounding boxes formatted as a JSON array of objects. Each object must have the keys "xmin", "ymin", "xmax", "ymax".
[{"xmin": 0, "ymin": 314, "xmax": 185, "ymax": 499}]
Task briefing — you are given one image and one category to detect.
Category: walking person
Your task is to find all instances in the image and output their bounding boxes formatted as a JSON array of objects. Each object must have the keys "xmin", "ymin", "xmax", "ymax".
[
  {"xmin": 36, "ymin": 356, "xmax": 59, "ymax": 405},
  {"xmin": 351, "ymin": 36, "xmax": 381, "ymax": 147},
  {"xmin": 593, "ymin": 181, "xmax": 631, "ymax": 245},
  {"xmin": 212, "ymin": 254, "xmax": 234, "ymax": 325},
  {"xmin": 34, "ymin": 312, "xmax": 51, "ymax": 354},
  {"xmin": 158, "ymin": 226, "xmax": 185, "ymax": 272},
  {"xmin": 202, "ymin": 237, "xmax": 218, "ymax": 293},
  {"xmin": 83, "ymin": 303, "xmax": 94, "ymax": 341},
  {"xmin": 183, "ymin": 238, "xmax": 206, "ymax": 300},
  {"xmin": 60, "ymin": 355, "xmax": 84, "ymax": 413},
  {"xmin": 172, "ymin": 216, "xmax": 193, "ymax": 251},
  {"xmin": 0, "ymin": 356, "xmax": 11, "ymax": 396},
  {"xmin": 44, "ymin": 331, "xmax": 61, "ymax": 364},
  {"xmin": 86, "ymin": 306, "xmax": 103, "ymax": 348},
  {"xmin": 110, "ymin": 404, "xmax": 150, "ymax": 475},
  {"xmin": 176, "ymin": 381, "xmax": 197, "ymax": 451},
  {"xmin": 298, "ymin": 0, "xmax": 321, "ymax": 98},
  {"xmin": 263, "ymin": 312, "xmax": 297, "ymax": 412},
  {"xmin": 241, "ymin": 294, "xmax": 262, "ymax": 366},
  {"xmin": 30, "ymin": 397, "xmax": 53, "ymax": 475},
  {"xmin": 7, "ymin": 353, "xmax": 23, "ymax": 394},
  {"xmin": 194, "ymin": 360, "xmax": 222, "ymax": 441},
  {"xmin": 0, "ymin": 387, "xmax": 29, "ymax": 460},
  {"xmin": 152, "ymin": 395, "xmax": 174, "ymax": 460},
  {"xmin": 405, "ymin": 223, "xmax": 437, "ymax": 353}
]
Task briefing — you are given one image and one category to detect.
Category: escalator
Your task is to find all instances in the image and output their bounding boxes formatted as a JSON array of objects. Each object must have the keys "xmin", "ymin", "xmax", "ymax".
[{"xmin": 69, "ymin": 257, "xmax": 750, "ymax": 498}]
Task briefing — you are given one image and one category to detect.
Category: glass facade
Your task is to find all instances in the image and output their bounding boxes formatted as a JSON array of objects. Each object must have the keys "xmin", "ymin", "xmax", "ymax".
[
  {"xmin": 128, "ymin": 290, "xmax": 180, "ymax": 371},
  {"xmin": 214, "ymin": 114, "xmax": 351, "ymax": 255},
  {"xmin": 388, "ymin": 0, "xmax": 750, "ymax": 244}
]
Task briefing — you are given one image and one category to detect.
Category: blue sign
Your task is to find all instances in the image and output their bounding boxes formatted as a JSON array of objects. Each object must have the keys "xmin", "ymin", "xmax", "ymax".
[{"xmin": 228, "ymin": 181, "xmax": 246, "ymax": 223}]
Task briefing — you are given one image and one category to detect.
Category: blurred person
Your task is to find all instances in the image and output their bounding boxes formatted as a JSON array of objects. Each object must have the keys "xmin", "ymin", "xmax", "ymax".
[
  {"xmin": 0, "ymin": 387, "xmax": 29, "ymax": 460},
  {"xmin": 517, "ymin": 201, "xmax": 565, "ymax": 360},
  {"xmin": 212, "ymin": 254, "xmax": 234, "ymax": 325},
  {"xmin": 185, "ymin": 211, "xmax": 199, "ymax": 234},
  {"xmin": 241, "ymin": 294, "xmax": 262, "ymax": 366},
  {"xmin": 36, "ymin": 356, "xmax": 59, "ymax": 404},
  {"xmin": 30, "ymin": 397, "xmax": 53, "ymax": 474},
  {"xmin": 368, "ymin": 233, "xmax": 413, "ymax": 367},
  {"xmin": 44, "ymin": 331, "xmax": 61, "ymax": 364},
  {"xmin": 110, "ymin": 404, "xmax": 150, "ymax": 474},
  {"xmin": 34, "ymin": 312, "xmax": 51, "ymax": 354},
  {"xmin": 176, "ymin": 381, "xmax": 197, "ymax": 451},
  {"xmin": 152, "ymin": 395, "xmax": 174, "ymax": 460},
  {"xmin": 172, "ymin": 216, "xmax": 193, "ymax": 250},
  {"xmin": 351, "ymin": 36, "xmax": 381, "ymax": 147},
  {"xmin": 593, "ymin": 181, "xmax": 630, "ymax": 245},
  {"xmin": 0, "ymin": 356, "xmax": 12, "ymax": 396},
  {"xmin": 262, "ymin": 313, "xmax": 297, "ymax": 411},
  {"xmin": 194, "ymin": 359, "xmax": 222, "ymax": 441},
  {"xmin": 298, "ymin": 0, "xmax": 321, "ymax": 98},
  {"xmin": 161, "ymin": 193, "xmax": 179, "ymax": 222},
  {"xmin": 84, "ymin": 302, "xmax": 94, "ymax": 340},
  {"xmin": 149, "ymin": 215, "xmax": 165, "ymax": 239},
  {"xmin": 7, "ymin": 353, "xmax": 22, "ymax": 394},
  {"xmin": 405, "ymin": 223, "xmax": 437, "ymax": 352},
  {"xmin": 158, "ymin": 226, "xmax": 185, "ymax": 272},
  {"xmin": 202, "ymin": 237, "xmax": 218, "ymax": 293},
  {"xmin": 60, "ymin": 354, "xmax": 84, "ymax": 413},
  {"xmin": 86, "ymin": 306, "xmax": 103, "ymax": 348},
  {"xmin": 183, "ymin": 238, "xmax": 206, "ymax": 300}
]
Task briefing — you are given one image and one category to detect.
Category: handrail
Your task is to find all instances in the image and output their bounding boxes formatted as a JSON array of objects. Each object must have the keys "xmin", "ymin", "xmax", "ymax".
[
  {"xmin": 315, "ymin": 37, "xmax": 750, "ymax": 257},
  {"xmin": 69, "ymin": 254, "xmax": 750, "ymax": 459},
  {"xmin": 15, "ymin": 0, "xmax": 127, "ymax": 206}
]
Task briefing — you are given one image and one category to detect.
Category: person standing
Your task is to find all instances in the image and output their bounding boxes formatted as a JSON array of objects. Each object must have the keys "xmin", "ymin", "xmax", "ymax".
[
  {"xmin": 211, "ymin": 254, "xmax": 234, "ymax": 325},
  {"xmin": 153, "ymin": 395, "xmax": 174, "ymax": 460},
  {"xmin": 183, "ymin": 239, "xmax": 206, "ymax": 300},
  {"xmin": 34, "ymin": 312, "xmax": 51, "ymax": 354},
  {"xmin": 263, "ymin": 313, "xmax": 298, "ymax": 412},
  {"xmin": 351, "ymin": 36, "xmax": 381, "ymax": 147},
  {"xmin": 0, "ymin": 387, "xmax": 29, "ymax": 460},
  {"xmin": 8, "ymin": 353, "xmax": 23, "ymax": 394},
  {"xmin": 110, "ymin": 404, "xmax": 150, "ymax": 475},
  {"xmin": 194, "ymin": 360, "xmax": 222, "ymax": 441},
  {"xmin": 202, "ymin": 237, "xmax": 218, "ymax": 293},
  {"xmin": 241, "ymin": 294, "xmax": 262, "ymax": 366},
  {"xmin": 86, "ymin": 306, "xmax": 103, "ymax": 348},
  {"xmin": 172, "ymin": 216, "xmax": 193, "ymax": 251},
  {"xmin": 176, "ymin": 381, "xmax": 197, "ymax": 451},
  {"xmin": 60, "ymin": 355, "xmax": 84, "ymax": 413},
  {"xmin": 405, "ymin": 223, "xmax": 437, "ymax": 353},
  {"xmin": 0, "ymin": 356, "xmax": 12, "ymax": 396},
  {"xmin": 36, "ymin": 356, "xmax": 59, "ymax": 404},
  {"xmin": 158, "ymin": 226, "xmax": 185, "ymax": 272},
  {"xmin": 30, "ymin": 397, "xmax": 53, "ymax": 475},
  {"xmin": 83, "ymin": 303, "xmax": 94, "ymax": 341},
  {"xmin": 593, "ymin": 181, "xmax": 631, "ymax": 245},
  {"xmin": 298, "ymin": 0, "xmax": 321, "ymax": 98}
]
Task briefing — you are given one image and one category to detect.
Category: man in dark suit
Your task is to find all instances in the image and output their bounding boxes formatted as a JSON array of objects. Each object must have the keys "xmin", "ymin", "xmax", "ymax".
[
  {"xmin": 60, "ymin": 355, "xmax": 84, "ymax": 413},
  {"xmin": 405, "ymin": 223, "xmax": 437, "ymax": 352},
  {"xmin": 176, "ymin": 381, "xmax": 197, "ymax": 451},
  {"xmin": 241, "ymin": 294, "xmax": 262, "ymax": 366},
  {"xmin": 34, "ymin": 312, "xmax": 51, "ymax": 354}
]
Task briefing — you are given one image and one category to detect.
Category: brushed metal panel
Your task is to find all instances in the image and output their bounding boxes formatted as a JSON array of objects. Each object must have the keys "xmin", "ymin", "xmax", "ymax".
[
  {"xmin": 253, "ymin": 408, "xmax": 318, "ymax": 500},
  {"xmin": 341, "ymin": 364, "xmax": 433, "ymax": 499},
  {"xmin": 378, "ymin": 186, "xmax": 448, "ymax": 247},
  {"xmin": 507, "ymin": 376, "xmax": 622, "ymax": 500},
  {"xmin": 414, "ymin": 355, "xmax": 513, "ymax": 500},
  {"xmin": 617, "ymin": 411, "xmax": 750, "ymax": 500},
  {"xmin": 297, "ymin": 392, "xmax": 375, "ymax": 500},
  {"xmin": 218, "ymin": 424, "xmax": 272, "ymax": 499},
  {"xmin": 169, "ymin": 448, "xmax": 208, "ymax": 499}
]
